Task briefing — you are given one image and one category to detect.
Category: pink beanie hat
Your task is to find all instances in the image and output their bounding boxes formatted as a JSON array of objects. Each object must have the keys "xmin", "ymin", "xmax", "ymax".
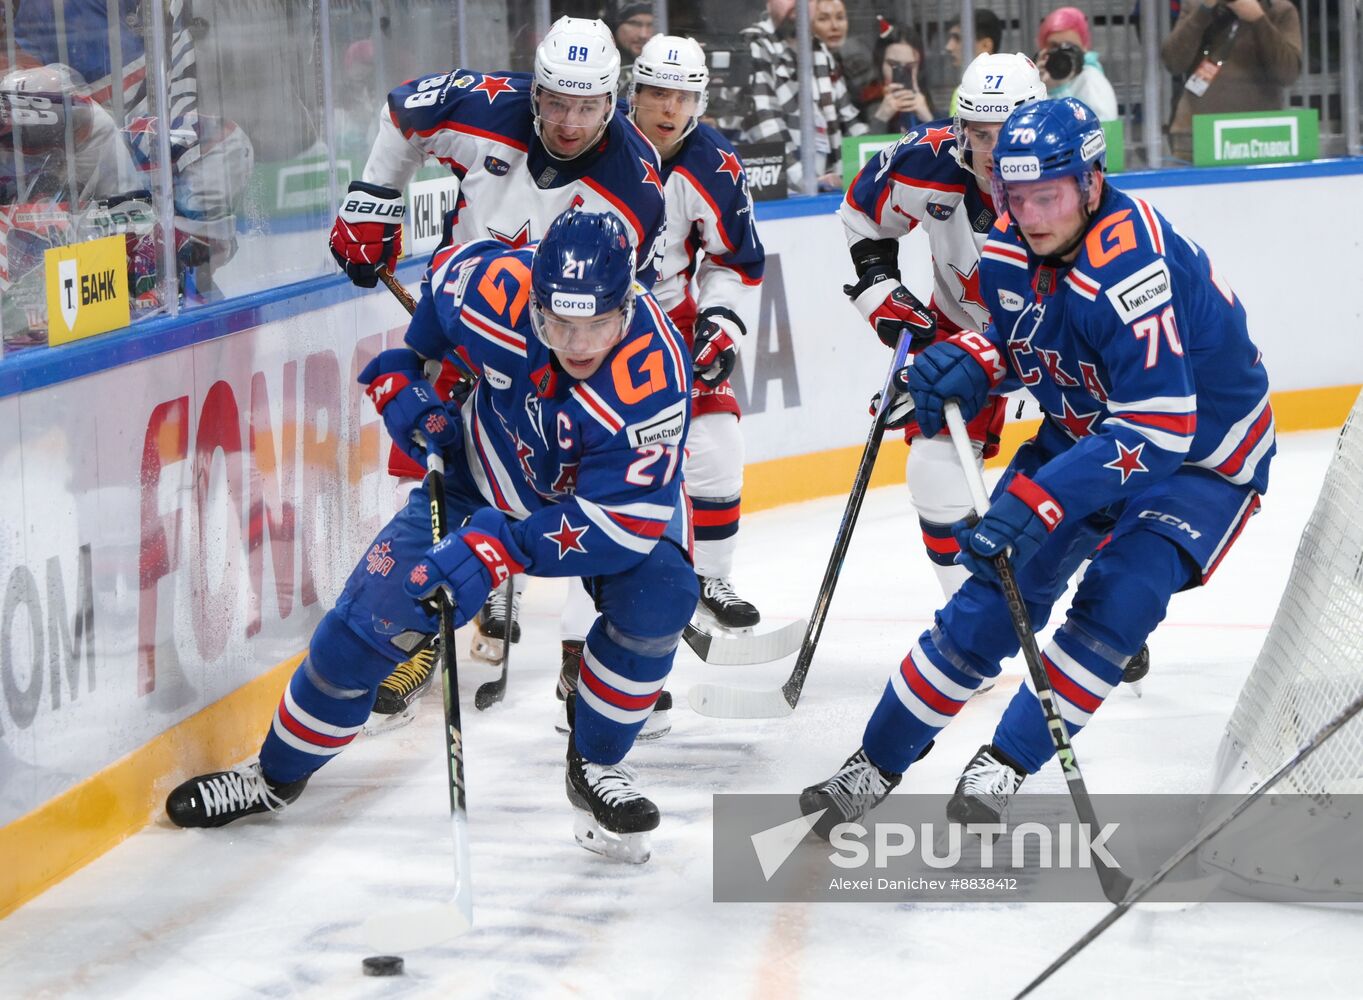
[{"xmin": 1037, "ymin": 7, "xmax": 1091, "ymax": 50}]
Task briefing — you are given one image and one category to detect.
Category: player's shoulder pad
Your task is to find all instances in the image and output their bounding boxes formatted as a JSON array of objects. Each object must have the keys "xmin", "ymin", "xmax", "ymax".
[
  {"xmin": 570, "ymin": 290, "xmax": 689, "ymax": 446},
  {"xmin": 388, "ymin": 69, "xmax": 534, "ymax": 146},
  {"xmin": 673, "ymin": 123, "xmax": 750, "ymax": 194},
  {"xmin": 877, "ymin": 118, "xmax": 967, "ymax": 186},
  {"xmin": 1069, "ymin": 189, "xmax": 1175, "ymax": 325}
]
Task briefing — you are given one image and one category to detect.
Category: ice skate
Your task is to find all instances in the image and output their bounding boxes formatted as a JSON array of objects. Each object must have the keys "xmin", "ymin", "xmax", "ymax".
[
  {"xmin": 555, "ymin": 641, "xmax": 672, "ymax": 740},
  {"xmin": 565, "ymin": 744, "xmax": 659, "ymax": 863},
  {"xmin": 469, "ymin": 582, "xmax": 520, "ymax": 663},
  {"xmin": 165, "ymin": 761, "xmax": 308, "ymax": 829},
  {"xmin": 364, "ymin": 643, "xmax": 437, "ymax": 734},
  {"xmin": 946, "ymin": 744, "xmax": 1026, "ymax": 825},
  {"xmin": 693, "ymin": 574, "xmax": 760, "ymax": 632},
  {"xmin": 799, "ymin": 747, "xmax": 902, "ymax": 840}
]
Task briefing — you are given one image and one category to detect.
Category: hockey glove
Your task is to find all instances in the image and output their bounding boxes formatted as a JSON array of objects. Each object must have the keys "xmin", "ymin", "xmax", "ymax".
[
  {"xmin": 329, "ymin": 180, "xmax": 405, "ymax": 287},
  {"xmin": 404, "ymin": 508, "xmax": 529, "ymax": 626},
  {"xmin": 844, "ymin": 269, "xmax": 937, "ymax": 350},
  {"xmin": 693, "ymin": 309, "xmax": 742, "ymax": 388},
  {"xmin": 953, "ymin": 474, "xmax": 1064, "ymax": 581},
  {"xmin": 358, "ymin": 348, "xmax": 463, "ymax": 466},
  {"xmin": 869, "ymin": 365, "xmax": 917, "ymax": 429},
  {"xmin": 905, "ymin": 330, "xmax": 1007, "ymax": 439}
]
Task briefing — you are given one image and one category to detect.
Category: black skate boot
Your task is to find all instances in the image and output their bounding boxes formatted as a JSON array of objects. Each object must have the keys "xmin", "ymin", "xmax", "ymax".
[
  {"xmin": 800, "ymin": 748, "xmax": 903, "ymax": 840},
  {"xmin": 555, "ymin": 641, "xmax": 672, "ymax": 740},
  {"xmin": 565, "ymin": 742, "xmax": 660, "ymax": 863},
  {"xmin": 469, "ymin": 582, "xmax": 521, "ymax": 663},
  {"xmin": 695, "ymin": 575, "xmax": 761, "ymax": 630},
  {"xmin": 166, "ymin": 762, "xmax": 308, "ymax": 829},
  {"xmin": 947, "ymin": 744, "xmax": 1027, "ymax": 825},
  {"xmin": 1122, "ymin": 645, "xmax": 1150, "ymax": 683},
  {"xmin": 365, "ymin": 642, "xmax": 437, "ymax": 734}
]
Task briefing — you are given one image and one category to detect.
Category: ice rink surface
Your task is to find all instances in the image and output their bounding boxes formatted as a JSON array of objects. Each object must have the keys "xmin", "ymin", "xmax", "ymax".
[{"xmin": 4, "ymin": 429, "xmax": 1361, "ymax": 1000}]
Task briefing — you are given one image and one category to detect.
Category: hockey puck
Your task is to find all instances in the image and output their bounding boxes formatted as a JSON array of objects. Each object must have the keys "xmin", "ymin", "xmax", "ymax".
[{"xmin": 362, "ymin": 955, "xmax": 404, "ymax": 977}]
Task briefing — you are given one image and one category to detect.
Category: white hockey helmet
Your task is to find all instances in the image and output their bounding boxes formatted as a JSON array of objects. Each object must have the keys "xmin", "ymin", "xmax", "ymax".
[
  {"xmin": 532, "ymin": 16, "xmax": 620, "ymax": 156},
  {"xmin": 953, "ymin": 52, "xmax": 1047, "ymax": 168},
  {"xmin": 630, "ymin": 35, "xmax": 709, "ymax": 142}
]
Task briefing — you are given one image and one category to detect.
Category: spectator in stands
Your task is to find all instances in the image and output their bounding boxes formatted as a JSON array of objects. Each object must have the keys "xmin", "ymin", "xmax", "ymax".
[
  {"xmin": 813, "ymin": 0, "xmax": 876, "ymax": 115},
  {"xmin": 862, "ymin": 19, "xmax": 934, "ymax": 134},
  {"xmin": 605, "ymin": 1, "xmax": 656, "ymax": 94},
  {"xmin": 1160, "ymin": 0, "xmax": 1301, "ymax": 160},
  {"xmin": 1035, "ymin": 7, "xmax": 1118, "ymax": 121},
  {"xmin": 944, "ymin": 8, "xmax": 1002, "ymax": 113},
  {"xmin": 735, "ymin": 0, "xmax": 868, "ymax": 194}
]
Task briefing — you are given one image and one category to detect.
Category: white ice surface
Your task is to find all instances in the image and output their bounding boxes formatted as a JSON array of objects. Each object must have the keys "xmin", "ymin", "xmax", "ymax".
[{"xmin": 4, "ymin": 430, "xmax": 1362, "ymax": 999}]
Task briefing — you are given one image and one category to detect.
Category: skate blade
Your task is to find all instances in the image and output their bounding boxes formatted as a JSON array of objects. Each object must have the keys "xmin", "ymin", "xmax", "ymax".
[
  {"xmin": 468, "ymin": 632, "xmax": 505, "ymax": 664},
  {"xmin": 971, "ymin": 679, "xmax": 997, "ymax": 698},
  {"xmin": 572, "ymin": 811, "xmax": 651, "ymax": 864},
  {"xmin": 554, "ymin": 701, "xmax": 570, "ymax": 735},
  {"xmin": 363, "ymin": 706, "xmax": 419, "ymax": 736},
  {"xmin": 635, "ymin": 709, "xmax": 671, "ymax": 741},
  {"xmin": 691, "ymin": 602, "xmax": 754, "ymax": 636}
]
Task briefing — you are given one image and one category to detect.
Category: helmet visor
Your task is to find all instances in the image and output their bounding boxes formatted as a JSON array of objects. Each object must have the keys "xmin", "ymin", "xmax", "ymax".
[
  {"xmin": 993, "ymin": 176, "xmax": 1082, "ymax": 229},
  {"xmin": 535, "ymin": 89, "xmax": 612, "ymax": 129},
  {"xmin": 531, "ymin": 300, "xmax": 632, "ymax": 357}
]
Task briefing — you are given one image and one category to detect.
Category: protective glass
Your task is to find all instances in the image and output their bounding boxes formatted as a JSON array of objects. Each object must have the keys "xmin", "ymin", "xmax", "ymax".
[
  {"xmin": 954, "ymin": 120, "xmax": 1003, "ymax": 165},
  {"xmin": 632, "ymin": 85, "xmax": 701, "ymax": 114},
  {"xmin": 530, "ymin": 299, "xmax": 633, "ymax": 356},
  {"xmin": 992, "ymin": 176, "xmax": 1082, "ymax": 229}
]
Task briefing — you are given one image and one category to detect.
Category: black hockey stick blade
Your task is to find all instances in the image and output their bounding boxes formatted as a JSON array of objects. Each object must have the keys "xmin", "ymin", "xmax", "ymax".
[{"xmin": 474, "ymin": 576, "xmax": 513, "ymax": 710}]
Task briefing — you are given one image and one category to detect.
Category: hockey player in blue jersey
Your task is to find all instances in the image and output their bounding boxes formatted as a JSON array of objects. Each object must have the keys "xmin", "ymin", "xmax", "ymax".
[
  {"xmin": 801, "ymin": 97, "xmax": 1275, "ymax": 831},
  {"xmin": 554, "ymin": 34, "xmax": 768, "ymax": 714},
  {"xmin": 328, "ymin": 15, "xmax": 669, "ymax": 713},
  {"xmin": 166, "ymin": 211, "xmax": 697, "ymax": 863}
]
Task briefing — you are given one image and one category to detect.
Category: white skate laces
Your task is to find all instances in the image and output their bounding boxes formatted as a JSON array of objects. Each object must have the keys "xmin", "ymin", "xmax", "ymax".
[
  {"xmin": 583, "ymin": 762, "xmax": 646, "ymax": 805},
  {"xmin": 959, "ymin": 751, "xmax": 1023, "ymax": 815},
  {"xmin": 822, "ymin": 750, "xmax": 895, "ymax": 818},
  {"xmin": 702, "ymin": 577, "xmax": 744, "ymax": 607},
  {"xmin": 197, "ymin": 764, "xmax": 289, "ymax": 820}
]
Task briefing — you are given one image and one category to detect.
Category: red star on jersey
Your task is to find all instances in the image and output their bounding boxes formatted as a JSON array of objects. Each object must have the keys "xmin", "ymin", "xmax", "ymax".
[
  {"xmin": 949, "ymin": 261, "xmax": 988, "ymax": 312},
  {"xmin": 916, "ymin": 125, "xmax": 956, "ymax": 157},
  {"xmin": 1104, "ymin": 440, "xmax": 1149, "ymax": 484},
  {"xmin": 1053, "ymin": 397, "xmax": 1102, "ymax": 439},
  {"xmin": 473, "ymin": 75, "xmax": 514, "ymax": 103},
  {"xmin": 640, "ymin": 157, "xmax": 665, "ymax": 196},
  {"xmin": 488, "ymin": 220, "xmax": 532, "ymax": 248},
  {"xmin": 545, "ymin": 514, "xmax": 589, "ymax": 559},
  {"xmin": 716, "ymin": 149, "xmax": 743, "ymax": 183}
]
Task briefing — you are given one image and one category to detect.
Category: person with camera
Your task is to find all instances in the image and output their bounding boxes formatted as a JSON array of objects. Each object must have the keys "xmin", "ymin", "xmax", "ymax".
[
  {"xmin": 863, "ymin": 20, "xmax": 934, "ymax": 134},
  {"xmin": 1035, "ymin": 6, "xmax": 1117, "ymax": 121},
  {"xmin": 1160, "ymin": 0, "xmax": 1301, "ymax": 161}
]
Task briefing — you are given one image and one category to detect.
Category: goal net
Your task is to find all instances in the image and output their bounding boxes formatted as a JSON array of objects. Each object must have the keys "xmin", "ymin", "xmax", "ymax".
[{"xmin": 1203, "ymin": 387, "xmax": 1363, "ymax": 899}]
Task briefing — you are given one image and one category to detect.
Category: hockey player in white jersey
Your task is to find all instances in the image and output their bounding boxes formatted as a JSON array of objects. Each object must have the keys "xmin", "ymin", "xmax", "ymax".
[
  {"xmin": 554, "ymin": 34, "xmax": 768, "ymax": 729},
  {"xmin": 328, "ymin": 16, "xmax": 668, "ymax": 723},
  {"xmin": 840, "ymin": 51, "xmax": 1046, "ymax": 599}
]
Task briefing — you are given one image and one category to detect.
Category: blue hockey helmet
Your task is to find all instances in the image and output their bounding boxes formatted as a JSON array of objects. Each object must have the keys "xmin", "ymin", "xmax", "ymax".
[
  {"xmin": 990, "ymin": 96, "xmax": 1106, "ymax": 206},
  {"xmin": 530, "ymin": 210, "xmax": 637, "ymax": 357}
]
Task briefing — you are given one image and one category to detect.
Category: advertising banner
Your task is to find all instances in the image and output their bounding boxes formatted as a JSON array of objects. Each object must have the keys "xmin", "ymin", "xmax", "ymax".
[
  {"xmin": 1193, "ymin": 109, "xmax": 1319, "ymax": 167},
  {"xmin": 43, "ymin": 236, "xmax": 131, "ymax": 346}
]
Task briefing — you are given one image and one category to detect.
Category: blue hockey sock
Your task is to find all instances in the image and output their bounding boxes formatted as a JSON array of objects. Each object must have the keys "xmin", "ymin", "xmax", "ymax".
[
  {"xmin": 863, "ymin": 630, "xmax": 985, "ymax": 773},
  {"xmin": 574, "ymin": 618, "xmax": 674, "ymax": 765},
  {"xmin": 258, "ymin": 611, "xmax": 392, "ymax": 784},
  {"xmin": 991, "ymin": 623, "xmax": 1127, "ymax": 773}
]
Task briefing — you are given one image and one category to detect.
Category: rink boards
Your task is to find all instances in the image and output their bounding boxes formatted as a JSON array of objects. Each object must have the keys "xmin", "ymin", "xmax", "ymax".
[{"xmin": 1, "ymin": 159, "xmax": 1362, "ymax": 917}]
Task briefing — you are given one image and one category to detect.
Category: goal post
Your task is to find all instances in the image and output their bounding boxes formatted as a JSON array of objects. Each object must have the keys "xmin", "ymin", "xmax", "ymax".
[{"xmin": 1202, "ymin": 387, "xmax": 1363, "ymax": 899}]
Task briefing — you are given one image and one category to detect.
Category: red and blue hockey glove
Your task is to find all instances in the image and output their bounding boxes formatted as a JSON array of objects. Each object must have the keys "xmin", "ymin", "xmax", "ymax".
[
  {"xmin": 329, "ymin": 180, "xmax": 405, "ymax": 288},
  {"xmin": 869, "ymin": 364, "xmax": 917, "ymax": 429},
  {"xmin": 404, "ymin": 508, "xmax": 529, "ymax": 625},
  {"xmin": 844, "ymin": 269, "xmax": 937, "ymax": 350},
  {"xmin": 953, "ymin": 474, "xmax": 1064, "ymax": 581},
  {"xmin": 692, "ymin": 309, "xmax": 742, "ymax": 388},
  {"xmin": 905, "ymin": 330, "xmax": 1007, "ymax": 439},
  {"xmin": 358, "ymin": 348, "xmax": 463, "ymax": 466}
]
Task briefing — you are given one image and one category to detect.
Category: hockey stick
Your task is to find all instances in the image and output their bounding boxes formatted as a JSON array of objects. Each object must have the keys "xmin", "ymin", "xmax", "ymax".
[
  {"xmin": 1014, "ymin": 688, "xmax": 1363, "ymax": 999},
  {"xmin": 474, "ymin": 577, "xmax": 513, "ymax": 710},
  {"xmin": 361, "ymin": 441, "xmax": 473, "ymax": 949},
  {"xmin": 944, "ymin": 400, "xmax": 1133, "ymax": 905},
  {"xmin": 688, "ymin": 331, "xmax": 914, "ymax": 719},
  {"xmin": 681, "ymin": 617, "xmax": 808, "ymax": 666}
]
